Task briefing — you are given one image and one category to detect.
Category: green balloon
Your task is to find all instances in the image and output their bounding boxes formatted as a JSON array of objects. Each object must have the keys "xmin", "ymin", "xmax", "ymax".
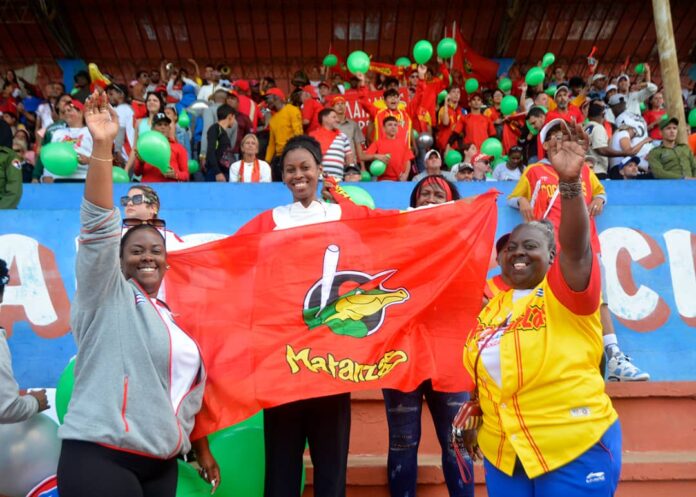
[
  {"xmin": 545, "ymin": 85, "xmax": 557, "ymax": 97},
  {"xmin": 56, "ymin": 357, "xmax": 75, "ymax": 424},
  {"xmin": 481, "ymin": 137, "xmax": 503, "ymax": 158},
  {"xmin": 688, "ymin": 108, "xmax": 696, "ymax": 128},
  {"xmin": 346, "ymin": 50, "xmax": 371, "ymax": 74},
  {"xmin": 498, "ymin": 77, "xmax": 512, "ymax": 92},
  {"xmin": 465, "ymin": 78, "xmax": 479, "ymax": 94},
  {"xmin": 360, "ymin": 170, "xmax": 372, "ymax": 182},
  {"xmin": 541, "ymin": 52, "xmax": 556, "ymax": 69},
  {"xmin": 40, "ymin": 142, "xmax": 78, "ymax": 177},
  {"xmin": 525, "ymin": 67, "xmax": 545, "ymax": 87},
  {"xmin": 323, "ymin": 54, "xmax": 338, "ymax": 68},
  {"xmin": 70, "ymin": 87, "xmax": 79, "ymax": 96},
  {"xmin": 343, "ymin": 81, "xmax": 351, "ymax": 90},
  {"xmin": 137, "ymin": 131, "xmax": 171, "ymax": 173},
  {"xmin": 178, "ymin": 110, "xmax": 191, "ymax": 128},
  {"xmin": 444, "ymin": 150, "xmax": 463, "ymax": 168},
  {"xmin": 412, "ymin": 40, "xmax": 433, "ymax": 65},
  {"xmin": 112, "ymin": 166, "xmax": 130, "ymax": 183},
  {"xmin": 341, "ymin": 185, "xmax": 376, "ymax": 209},
  {"xmin": 188, "ymin": 159, "xmax": 200, "ymax": 174},
  {"xmin": 412, "ymin": 129, "xmax": 419, "ymax": 140},
  {"xmin": 639, "ymin": 102, "xmax": 647, "ymax": 112},
  {"xmin": 176, "ymin": 460, "xmax": 211, "ymax": 496},
  {"xmin": 369, "ymin": 159, "xmax": 386, "ymax": 176},
  {"xmin": 500, "ymin": 95, "xmax": 519, "ymax": 116},
  {"xmin": 526, "ymin": 119, "xmax": 540, "ymax": 135},
  {"xmin": 635, "ymin": 63, "xmax": 645, "ymax": 75},
  {"xmin": 436, "ymin": 37, "xmax": 457, "ymax": 59},
  {"xmin": 437, "ymin": 90, "xmax": 448, "ymax": 105},
  {"xmin": 395, "ymin": 57, "xmax": 411, "ymax": 68}
]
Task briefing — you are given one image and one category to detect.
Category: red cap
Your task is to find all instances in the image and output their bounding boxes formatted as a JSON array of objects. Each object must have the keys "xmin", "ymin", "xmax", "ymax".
[
  {"xmin": 265, "ymin": 88, "xmax": 286, "ymax": 100},
  {"xmin": 472, "ymin": 153, "xmax": 492, "ymax": 163},
  {"xmin": 234, "ymin": 79, "xmax": 250, "ymax": 92},
  {"xmin": 70, "ymin": 99, "xmax": 85, "ymax": 112},
  {"xmin": 329, "ymin": 94, "xmax": 346, "ymax": 106},
  {"xmin": 302, "ymin": 85, "xmax": 318, "ymax": 98}
]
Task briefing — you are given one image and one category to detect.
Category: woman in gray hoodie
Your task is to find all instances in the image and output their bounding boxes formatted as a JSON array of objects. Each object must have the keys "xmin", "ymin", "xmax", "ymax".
[{"xmin": 56, "ymin": 91, "xmax": 219, "ymax": 496}]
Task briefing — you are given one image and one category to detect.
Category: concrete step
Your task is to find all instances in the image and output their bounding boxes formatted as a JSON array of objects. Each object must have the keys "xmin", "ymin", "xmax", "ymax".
[{"xmin": 301, "ymin": 451, "xmax": 696, "ymax": 497}]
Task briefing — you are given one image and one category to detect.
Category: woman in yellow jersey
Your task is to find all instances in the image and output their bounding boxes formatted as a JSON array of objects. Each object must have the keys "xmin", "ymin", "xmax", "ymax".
[{"xmin": 455, "ymin": 120, "xmax": 621, "ymax": 497}]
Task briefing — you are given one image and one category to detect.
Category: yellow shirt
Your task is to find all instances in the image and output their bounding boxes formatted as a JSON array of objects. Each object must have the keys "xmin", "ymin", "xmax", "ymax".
[
  {"xmin": 464, "ymin": 257, "xmax": 617, "ymax": 478},
  {"xmin": 266, "ymin": 104, "xmax": 304, "ymax": 162}
]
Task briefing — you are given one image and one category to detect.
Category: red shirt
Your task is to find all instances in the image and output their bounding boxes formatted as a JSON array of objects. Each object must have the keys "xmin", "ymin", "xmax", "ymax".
[
  {"xmin": 236, "ymin": 94, "xmax": 259, "ymax": 132},
  {"xmin": 454, "ymin": 113, "xmax": 495, "ymax": 149},
  {"xmin": 545, "ymin": 105, "xmax": 584, "ymax": 125},
  {"xmin": 134, "ymin": 137, "xmax": 189, "ymax": 182},
  {"xmin": 302, "ymin": 98, "xmax": 324, "ymax": 133},
  {"xmin": 643, "ymin": 109, "xmax": 665, "ymax": 140},
  {"xmin": 365, "ymin": 137, "xmax": 414, "ymax": 181}
]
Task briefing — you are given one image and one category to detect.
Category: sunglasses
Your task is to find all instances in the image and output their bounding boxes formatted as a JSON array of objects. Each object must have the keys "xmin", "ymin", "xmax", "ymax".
[
  {"xmin": 121, "ymin": 218, "xmax": 167, "ymax": 240},
  {"xmin": 120, "ymin": 194, "xmax": 152, "ymax": 207}
]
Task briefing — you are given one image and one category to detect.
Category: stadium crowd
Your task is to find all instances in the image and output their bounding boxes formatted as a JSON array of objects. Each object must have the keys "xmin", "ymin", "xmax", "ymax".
[{"xmin": 1, "ymin": 56, "xmax": 696, "ymax": 201}]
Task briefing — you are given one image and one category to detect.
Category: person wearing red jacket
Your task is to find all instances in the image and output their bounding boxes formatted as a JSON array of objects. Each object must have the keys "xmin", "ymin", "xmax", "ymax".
[
  {"xmin": 545, "ymin": 85, "xmax": 584, "ymax": 125},
  {"xmin": 452, "ymin": 93, "xmax": 495, "ymax": 150},
  {"xmin": 301, "ymin": 85, "xmax": 323, "ymax": 133},
  {"xmin": 134, "ymin": 112, "xmax": 189, "ymax": 182}
]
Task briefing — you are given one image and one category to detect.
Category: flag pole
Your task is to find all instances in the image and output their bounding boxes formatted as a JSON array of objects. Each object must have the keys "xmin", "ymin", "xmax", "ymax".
[{"xmin": 450, "ymin": 21, "xmax": 456, "ymax": 70}]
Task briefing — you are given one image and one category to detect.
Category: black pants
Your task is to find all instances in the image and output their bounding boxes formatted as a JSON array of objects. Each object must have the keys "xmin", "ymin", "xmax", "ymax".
[
  {"xmin": 264, "ymin": 393, "xmax": 351, "ymax": 497},
  {"xmin": 57, "ymin": 439, "xmax": 177, "ymax": 497},
  {"xmin": 270, "ymin": 155, "xmax": 283, "ymax": 182}
]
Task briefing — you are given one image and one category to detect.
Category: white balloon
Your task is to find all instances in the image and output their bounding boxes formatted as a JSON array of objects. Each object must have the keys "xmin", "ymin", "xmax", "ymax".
[{"xmin": 0, "ymin": 414, "xmax": 61, "ymax": 497}]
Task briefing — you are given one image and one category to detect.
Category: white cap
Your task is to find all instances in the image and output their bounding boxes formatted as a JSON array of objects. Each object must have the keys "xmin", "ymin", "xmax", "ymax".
[
  {"xmin": 608, "ymin": 93, "xmax": 626, "ymax": 106},
  {"xmin": 606, "ymin": 84, "xmax": 618, "ymax": 92},
  {"xmin": 592, "ymin": 73, "xmax": 607, "ymax": 82},
  {"xmin": 617, "ymin": 73, "xmax": 630, "ymax": 82},
  {"xmin": 539, "ymin": 118, "xmax": 572, "ymax": 144},
  {"xmin": 424, "ymin": 150, "xmax": 441, "ymax": 160}
]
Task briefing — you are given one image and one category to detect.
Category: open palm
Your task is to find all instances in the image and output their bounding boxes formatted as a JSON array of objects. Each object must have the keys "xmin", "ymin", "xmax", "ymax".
[
  {"xmin": 84, "ymin": 91, "xmax": 119, "ymax": 143},
  {"xmin": 547, "ymin": 120, "xmax": 589, "ymax": 182}
]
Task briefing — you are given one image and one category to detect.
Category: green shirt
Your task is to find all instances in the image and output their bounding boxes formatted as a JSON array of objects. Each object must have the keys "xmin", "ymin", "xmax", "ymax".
[
  {"xmin": 0, "ymin": 147, "xmax": 22, "ymax": 209},
  {"xmin": 647, "ymin": 143, "xmax": 696, "ymax": 179}
]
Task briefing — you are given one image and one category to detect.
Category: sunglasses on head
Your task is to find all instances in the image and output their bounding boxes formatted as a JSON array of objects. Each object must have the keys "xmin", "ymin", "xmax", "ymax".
[
  {"xmin": 120, "ymin": 194, "xmax": 152, "ymax": 207},
  {"xmin": 121, "ymin": 218, "xmax": 167, "ymax": 240}
]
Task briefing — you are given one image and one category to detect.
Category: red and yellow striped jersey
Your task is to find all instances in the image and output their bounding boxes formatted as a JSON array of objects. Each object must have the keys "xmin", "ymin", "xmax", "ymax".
[{"xmin": 464, "ymin": 256, "xmax": 617, "ymax": 478}]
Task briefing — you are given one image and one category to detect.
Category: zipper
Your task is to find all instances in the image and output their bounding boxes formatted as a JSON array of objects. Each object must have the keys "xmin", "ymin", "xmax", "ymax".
[{"xmin": 121, "ymin": 376, "xmax": 130, "ymax": 432}]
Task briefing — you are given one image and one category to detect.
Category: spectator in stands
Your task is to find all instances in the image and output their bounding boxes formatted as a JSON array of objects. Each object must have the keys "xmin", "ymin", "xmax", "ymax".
[
  {"xmin": 310, "ymin": 108, "xmax": 354, "ymax": 180},
  {"xmin": 126, "ymin": 91, "xmax": 165, "ymax": 172},
  {"xmin": 164, "ymin": 105, "xmax": 192, "ymax": 160},
  {"xmin": 471, "ymin": 153, "xmax": 493, "ymax": 181},
  {"xmin": 617, "ymin": 156, "xmax": 642, "ymax": 180},
  {"xmin": 0, "ymin": 110, "xmax": 12, "ymax": 148},
  {"xmin": 412, "ymin": 150, "xmax": 456, "ymax": 182},
  {"xmin": 484, "ymin": 89, "xmax": 505, "ymax": 139},
  {"xmin": 608, "ymin": 121, "xmax": 652, "ymax": 179},
  {"xmin": 0, "ymin": 146, "xmax": 22, "ymax": 209},
  {"xmin": 617, "ymin": 67, "xmax": 657, "ymax": 116},
  {"xmin": 518, "ymin": 106, "xmax": 545, "ymax": 164},
  {"xmin": 134, "ymin": 112, "xmax": 189, "ymax": 182},
  {"xmin": 44, "ymin": 99, "xmax": 92, "ymax": 183},
  {"xmin": 589, "ymin": 73, "xmax": 609, "ymax": 100},
  {"xmin": 198, "ymin": 64, "xmax": 220, "ymax": 102},
  {"xmin": 584, "ymin": 101, "xmax": 625, "ymax": 179},
  {"xmin": 265, "ymin": 88, "xmax": 303, "ymax": 181},
  {"xmin": 363, "ymin": 116, "xmax": 413, "ymax": 181},
  {"xmin": 107, "ymin": 84, "xmax": 135, "ymax": 167},
  {"xmin": 551, "ymin": 66, "xmax": 568, "ymax": 87},
  {"xmin": 343, "ymin": 165, "xmax": 362, "ymax": 182},
  {"xmin": 71, "ymin": 70, "xmax": 91, "ymax": 103},
  {"xmin": 453, "ymin": 92, "xmax": 495, "ymax": 150},
  {"xmin": 301, "ymin": 85, "xmax": 323, "ymax": 133},
  {"xmin": 233, "ymin": 79, "xmax": 260, "ymax": 132},
  {"xmin": 0, "ymin": 257, "xmax": 50, "ymax": 421},
  {"xmin": 317, "ymin": 81, "xmax": 330, "ymax": 103},
  {"xmin": 1, "ymin": 104, "xmax": 18, "ymax": 137},
  {"xmin": 453, "ymin": 162, "xmax": 475, "ymax": 181},
  {"xmin": 331, "ymin": 95, "xmax": 365, "ymax": 164},
  {"xmin": 36, "ymin": 82, "xmax": 64, "ymax": 129},
  {"xmin": 438, "ymin": 86, "xmax": 463, "ymax": 150},
  {"xmin": 225, "ymin": 91, "xmax": 252, "ymax": 157},
  {"xmin": 357, "ymin": 73, "xmax": 413, "ymax": 146},
  {"xmin": 492, "ymin": 145, "xmax": 525, "ymax": 181},
  {"xmin": 643, "ymin": 92, "xmax": 666, "ymax": 140},
  {"xmin": 647, "ymin": 117, "xmax": 696, "ymax": 179},
  {"xmin": 228, "ymin": 134, "xmax": 272, "ymax": 183},
  {"xmin": 200, "ymin": 86, "xmax": 237, "ymax": 166},
  {"xmin": 204, "ymin": 104, "xmax": 237, "ymax": 182},
  {"xmin": 131, "ymin": 70, "xmax": 150, "ymax": 101},
  {"xmin": 12, "ymin": 138, "xmax": 32, "ymax": 183},
  {"xmin": 546, "ymin": 85, "xmax": 584, "ymax": 124}
]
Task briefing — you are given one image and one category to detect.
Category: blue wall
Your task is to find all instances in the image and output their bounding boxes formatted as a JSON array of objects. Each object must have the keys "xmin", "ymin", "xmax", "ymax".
[{"xmin": 2, "ymin": 181, "xmax": 695, "ymax": 386}]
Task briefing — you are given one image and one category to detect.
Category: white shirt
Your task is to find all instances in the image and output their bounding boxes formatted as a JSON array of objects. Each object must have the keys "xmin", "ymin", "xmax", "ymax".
[
  {"xmin": 481, "ymin": 289, "xmax": 532, "ymax": 386},
  {"xmin": 151, "ymin": 299, "xmax": 201, "ymax": 411},
  {"xmin": 228, "ymin": 159, "xmax": 272, "ymax": 183},
  {"xmin": 492, "ymin": 163, "xmax": 522, "ymax": 181},
  {"xmin": 272, "ymin": 201, "xmax": 342, "ymax": 230},
  {"xmin": 115, "ymin": 103, "xmax": 135, "ymax": 162},
  {"xmin": 44, "ymin": 127, "xmax": 93, "ymax": 180},
  {"xmin": 584, "ymin": 121, "xmax": 610, "ymax": 175}
]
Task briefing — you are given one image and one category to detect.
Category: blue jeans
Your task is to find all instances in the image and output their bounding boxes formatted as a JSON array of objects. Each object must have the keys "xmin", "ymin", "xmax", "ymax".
[
  {"xmin": 383, "ymin": 380, "xmax": 474, "ymax": 497},
  {"xmin": 483, "ymin": 420, "xmax": 622, "ymax": 497}
]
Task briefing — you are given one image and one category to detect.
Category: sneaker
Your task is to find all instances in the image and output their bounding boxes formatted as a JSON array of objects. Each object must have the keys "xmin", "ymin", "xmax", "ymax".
[{"xmin": 606, "ymin": 352, "xmax": 650, "ymax": 381}]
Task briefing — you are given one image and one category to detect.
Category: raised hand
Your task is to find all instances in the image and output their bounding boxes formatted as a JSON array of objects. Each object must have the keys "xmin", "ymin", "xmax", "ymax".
[
  {"xmin": 84, "ymin": 90, "xmax": 119, "ymax": 144},
  {"xmin": 546, "ymin": 119, "xmax": 589, "ymax": 182}
]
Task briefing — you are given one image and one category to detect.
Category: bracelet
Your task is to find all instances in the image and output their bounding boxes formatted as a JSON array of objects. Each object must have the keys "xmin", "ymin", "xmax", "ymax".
[
  {"xmin": 558, "ymin": 180, "xmax": 583, "ymax": 199},
  {"xmin": 90, "ymin": 155, "xmax": 113, "ymax": 162}
]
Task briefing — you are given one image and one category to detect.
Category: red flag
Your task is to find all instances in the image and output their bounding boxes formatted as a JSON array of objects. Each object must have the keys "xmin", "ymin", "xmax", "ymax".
[
  {"xmin": 451, "ymin": 30, "xmax": 499, "ymax": 84},
  {"xmin": 166, "ymin": 193, "xmax": 498, "ymax": 438}
]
